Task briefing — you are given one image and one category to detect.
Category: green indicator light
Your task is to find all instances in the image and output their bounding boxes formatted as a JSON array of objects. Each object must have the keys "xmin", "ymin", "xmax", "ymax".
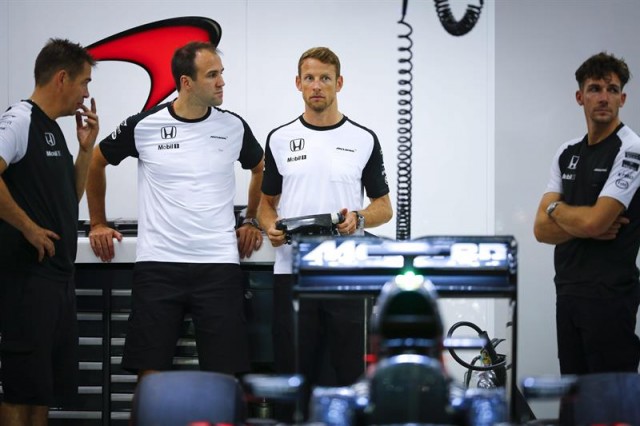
[{"xmin": 395, "ymin": 270, "xmax": 424, "ymax": 290}]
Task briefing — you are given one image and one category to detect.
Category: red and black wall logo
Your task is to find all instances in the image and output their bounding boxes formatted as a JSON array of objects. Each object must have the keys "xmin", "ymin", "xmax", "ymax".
[{"xmin": 87, "ymin": 17, "xmax": 222, "ymax": 111}]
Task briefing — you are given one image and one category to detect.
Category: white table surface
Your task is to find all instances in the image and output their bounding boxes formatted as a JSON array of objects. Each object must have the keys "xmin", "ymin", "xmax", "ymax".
[{"xmin": 75, "ymin": 237, "xmax": 276, "ymax": 264}]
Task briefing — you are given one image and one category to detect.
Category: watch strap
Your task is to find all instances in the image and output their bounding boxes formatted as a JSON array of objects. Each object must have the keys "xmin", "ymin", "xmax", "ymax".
[
  {"xmin": 242, "ymin": 217, "xmax": 261, "ymax": 230},
  {"xmin": 546, "ymin": 201, "xmax": 560, "ymax": 217},
  {"xmin": 354, "ymin": 211, "xmax": 365, "ymax": 229}
]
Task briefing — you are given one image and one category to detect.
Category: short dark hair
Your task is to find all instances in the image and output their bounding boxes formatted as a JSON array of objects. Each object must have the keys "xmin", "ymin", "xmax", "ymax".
[
  {"xmin": 298, "ymin": 47, "xmax": 341, "ymax": 78},
  {"xmin": 34, "ymin": 38, "xmax": 95, "ymax": 86},
  {"xmin": 171, "ymin": 41, "xmax": 218, "ymax": 92},
  {"xmin": 575, "ymin": 52, "xmax": 631, "ymax": 89}
]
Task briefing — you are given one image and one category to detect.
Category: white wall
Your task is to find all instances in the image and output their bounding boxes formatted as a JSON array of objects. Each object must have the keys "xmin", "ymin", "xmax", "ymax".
[
  {"xmin": 0, "ymin": 0, "xmax": 7, "ymax": 108},
  {"xmin": 495, "ymin": 0, "xmax": 640, "ymax": 418}
]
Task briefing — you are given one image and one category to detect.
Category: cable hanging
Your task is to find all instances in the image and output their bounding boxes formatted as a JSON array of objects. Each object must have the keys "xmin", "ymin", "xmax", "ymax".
[
  {"xmin": 395, "ymin": 3, "xmax": 414, "ymax": 240},
  {"xmin": 394, "ymin": 0, "xmax": 484, "ymax": 239},
  {"xmin": 434, "ymin": 0, "xmax": 484, "ymax": 36}
]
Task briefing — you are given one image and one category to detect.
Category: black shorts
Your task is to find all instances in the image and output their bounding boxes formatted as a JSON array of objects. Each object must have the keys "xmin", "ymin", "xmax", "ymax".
[
  {"xmin": 0, "ymin": 270, "xmax": 79, "ymax": 406},
  {"xmin": 121, "ymin": 262, "xmax": 250, "ymax": 375}
]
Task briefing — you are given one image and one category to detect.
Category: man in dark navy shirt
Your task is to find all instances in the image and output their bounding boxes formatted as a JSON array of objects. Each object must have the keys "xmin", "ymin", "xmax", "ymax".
[
  {"xmin": 534, "ymin": 52, "xmax": 640, "ymax": 375},
  {"xmin": 0, "ymin": 39, "xmax": 98, "ymax": 425}
]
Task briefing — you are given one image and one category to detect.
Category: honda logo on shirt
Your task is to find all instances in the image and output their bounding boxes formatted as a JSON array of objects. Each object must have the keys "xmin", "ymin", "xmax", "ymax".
[
  {"xmin": 568, "ymin": 155, "xmax": 580, "ymax": 170},
  {"xmin": 44, "ymin": 132, "xmax": 56, "ymax": 146},
  {"xmin": 290, "ymin": 138, "xmax": 305, "ymax": 152},
  {"xmin": 161, "ymin": 126, "xmax": 177, "ymax": 139}
]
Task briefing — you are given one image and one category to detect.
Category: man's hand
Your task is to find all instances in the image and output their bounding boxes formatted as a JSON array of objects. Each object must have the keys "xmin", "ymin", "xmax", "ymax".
[
  {"xmin": 336, "ymin": 207, "xmax": 357, "ymax": 235},
  {"xmin": 76, "ymin": 98, "xmax": 99, "ymax": 152},
  {"xmin": 23, "ymin": 223, "xmax": 60, "ymax": 262},
  {"xmin": 593, "ymin": 215, "xmax": 630, "ymax": 240},
  {"xmin": 89, "ymin": 224, "xmax": 123, "ymax": 262},
  {"xmin": 265, "ymin": 221, "xmax": 287, "ymax": 248},
  {"xmin": 237, "ymin": 224, "xmax": 263, "ymax": 259}
]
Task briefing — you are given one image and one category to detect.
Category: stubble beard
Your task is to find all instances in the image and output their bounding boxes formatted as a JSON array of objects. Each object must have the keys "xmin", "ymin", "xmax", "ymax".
[
  {"xmin": 591, "ymin": 109, "xmax": 616, "ymax": 125},
  {"xmin": 306, "ymin": 96, "xmax": 332, "ymax": 113}
]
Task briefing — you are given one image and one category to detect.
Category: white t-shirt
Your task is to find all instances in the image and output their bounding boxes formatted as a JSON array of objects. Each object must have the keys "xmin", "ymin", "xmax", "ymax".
[
  {"xmin": 99, "ymin": 102, "xmax": 263, "ymax": 263},
  {"xmin": 262, "ymin": 115, "xmax": 389, "ymax": 274}
]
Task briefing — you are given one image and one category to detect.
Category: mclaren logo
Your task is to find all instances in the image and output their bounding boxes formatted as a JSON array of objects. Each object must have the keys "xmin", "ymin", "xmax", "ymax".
[
  {"xmin": 290, "ymin": 138, "xmax": 305, "ymax": 152},
  {"xmin": 336, "ymin": 147, "xmax": 355, "ymax": 153},
  {"xmin": 44, "ymin": 132, "xmax": 56, "ymax": 146},
  {"xmin": 86, "ymin": 17, "xmax": 222, "ymax": 112},
  {"xmin": 161, "ymin": 126, "xmax": 177, "ymax": 139}
]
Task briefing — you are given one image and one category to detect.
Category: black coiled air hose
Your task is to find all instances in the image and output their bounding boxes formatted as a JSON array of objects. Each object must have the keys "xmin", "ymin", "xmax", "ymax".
[
  {"xmin": 434, "ymin": 0, "xmax": 484, "ymax": 36},
  {"xmin": 394, "ymin": 0, "xmax": 484, "ymax": 239},
  {"xmin": 395, "ymin": 11, "xmax": 414, "ymax": 241}
]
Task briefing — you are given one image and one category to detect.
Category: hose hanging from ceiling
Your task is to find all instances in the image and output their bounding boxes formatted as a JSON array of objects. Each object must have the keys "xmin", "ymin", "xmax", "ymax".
[{"xmin": 394, "ymin": 0, "xmax": 485, "ymax": 239}]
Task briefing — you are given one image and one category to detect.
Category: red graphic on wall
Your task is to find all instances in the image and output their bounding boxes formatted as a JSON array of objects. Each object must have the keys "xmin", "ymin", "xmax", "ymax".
[{"xmin": 87, "ymin": 17, "xmax": 222, "ymax": 111}]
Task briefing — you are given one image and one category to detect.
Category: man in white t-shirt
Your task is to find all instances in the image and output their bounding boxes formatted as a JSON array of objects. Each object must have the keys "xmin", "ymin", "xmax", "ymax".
[
  {"xmin": 87, "ymin": 41, "xmax": 264, "ymax": 380},
  {"xmin": 258, "ymin": 46, "xmax": 392, "ymax": 420}
]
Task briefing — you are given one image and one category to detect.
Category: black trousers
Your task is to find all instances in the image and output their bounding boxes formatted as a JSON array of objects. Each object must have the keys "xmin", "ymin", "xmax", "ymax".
[
  {"xmin": 272, "ymin": 274, "xmax": 366, "ymax": 419},
  {"xmin": 556, "ymin": 292, "xmax": 640, "ymax": 375}
]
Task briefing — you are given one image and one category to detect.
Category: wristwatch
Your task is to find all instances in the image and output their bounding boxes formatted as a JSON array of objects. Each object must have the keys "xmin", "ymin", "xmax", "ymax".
[
  {"xmin": 242, "ymin": 217, "xmax": 261, "ymax": 230},
  {"xmin": 546, "ymin": 201, "xmax": 560, "ymax": 217},
  {"xmin": 354, "ymin": 211, "xmax": 365, "ymax": 230}
]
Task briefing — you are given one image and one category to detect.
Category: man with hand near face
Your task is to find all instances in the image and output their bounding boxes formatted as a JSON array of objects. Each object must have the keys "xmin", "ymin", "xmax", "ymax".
[{"xmin": 0, "ymin": 38, "xmax": 99, "ymax": 425}]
